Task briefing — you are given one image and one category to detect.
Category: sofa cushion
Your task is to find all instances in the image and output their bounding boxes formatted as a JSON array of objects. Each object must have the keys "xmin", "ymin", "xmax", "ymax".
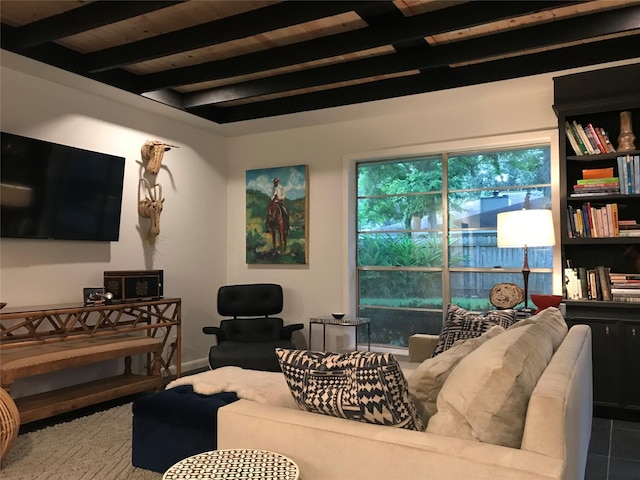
[
  {"xmin": 431, "ymin": 304, "xmax": 518, "ymax": 357},
  {"xmin": 426, "ymin": 307, "xmax": 567, "ymax": 448},
  {"xmin": 276, "ymin": 349, "xmax": 425, "ymax": 431},
  {"xmin": 507, "ymin": 307, "xmax": 568, "ymax": 351},
  {"xmin": 407, "ymin": 325, "xmax": 504, "ymax": 425}
]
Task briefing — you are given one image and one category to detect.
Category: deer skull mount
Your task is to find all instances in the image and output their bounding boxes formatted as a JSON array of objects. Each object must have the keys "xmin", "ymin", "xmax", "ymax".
[
  {"xmin": 138, "ymin": 178, "xmax": 164, "ymax": 244},
  {"xmin": 141, "ymin": 140, "xmax": 179, "ymax": 175}
]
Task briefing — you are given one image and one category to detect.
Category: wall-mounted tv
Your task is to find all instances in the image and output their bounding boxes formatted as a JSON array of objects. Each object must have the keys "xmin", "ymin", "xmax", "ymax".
[{"xmin": 1, "ymin": 132, "xmax": 126, "ymax": 241}]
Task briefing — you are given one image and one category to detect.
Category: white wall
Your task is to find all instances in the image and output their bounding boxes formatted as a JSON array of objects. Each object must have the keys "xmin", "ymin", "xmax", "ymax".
[
  {"xmin": 0, "ymin": 53, "xmax": 228, "ymax": 395},
  {"xmin": 224, "ymin": 73, "xmax": 576, "ymax": 351}
]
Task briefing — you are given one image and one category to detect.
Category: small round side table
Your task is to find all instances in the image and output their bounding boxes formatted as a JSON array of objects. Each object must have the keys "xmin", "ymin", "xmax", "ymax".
[
  {"xmin": 0, "ymin": 387, "xmax": 20, "ymax": 464},
  {"xmin": 163, "ymin": 449, "xmax": 299, "ymax": 480}
]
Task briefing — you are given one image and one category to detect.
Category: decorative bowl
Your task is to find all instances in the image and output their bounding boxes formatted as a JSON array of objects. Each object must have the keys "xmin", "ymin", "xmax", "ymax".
[
  {"xmin": 331, "ymin": 313, "xmax": 345, "ymax": 319},
  {"xmin": 530, "ymin": 294, "xmax": 563, "ymax": 314}
]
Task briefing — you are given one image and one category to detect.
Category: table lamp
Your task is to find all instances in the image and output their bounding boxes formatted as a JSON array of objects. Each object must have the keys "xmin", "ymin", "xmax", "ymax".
[{"xmin": 497, "ymin": 209, "xmax": 555, "ymax": 312}]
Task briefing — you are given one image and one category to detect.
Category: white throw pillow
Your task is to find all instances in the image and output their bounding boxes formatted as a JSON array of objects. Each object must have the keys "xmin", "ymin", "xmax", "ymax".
[
  {"xmin": 426, "ymin": 308, "xmax": 568, "ymax": 448},
  {"xmin": 408, "ymin": 326, "xmax": 505, "ymax": 425},
  {"xmin": 507, "ymin": 307, "xmax": 567, "ymax": 351}
]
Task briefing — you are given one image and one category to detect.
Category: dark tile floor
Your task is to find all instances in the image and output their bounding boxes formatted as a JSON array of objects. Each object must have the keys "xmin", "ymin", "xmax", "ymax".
[{"xmin": 586, "ymin": 417, "xmax": 640, "ymax": 480}]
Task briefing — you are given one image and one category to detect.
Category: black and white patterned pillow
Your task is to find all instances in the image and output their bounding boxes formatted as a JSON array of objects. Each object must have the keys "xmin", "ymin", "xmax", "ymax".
[
  {"xmin": 275, "ymin": 349, "xmax": 425, "ymax": 431},
  {"xmin": 431, "ymin": 304, "xmax": 517, "ymax": 357}
]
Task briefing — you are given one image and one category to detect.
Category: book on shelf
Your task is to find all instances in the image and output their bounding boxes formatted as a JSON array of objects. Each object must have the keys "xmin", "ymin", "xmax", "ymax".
[
  {"xmin": 582, "ymin": 167, "xmax": 614, "ymax": 179},
  {"xmin": 564, "ymin": 267, "xmax": 581, "ymax": 300},
  {"xmin": 564, "ymin": 264, "xmax": 615, "ymax": 301},
  {"xmin": 611, "ymin": 286, "xmax": 640, "ymax": 293},
  {"xmin": 565, "ymin": 122, "xmax": 585, "ymax": 155},
  {"xmin": 610, "ymin": 273, "xmax": 640, "ymax": 281},
  {"xmin": 613, "ymin": 295, "xmax": 640, "ymax": 303},
  {"xmin": 573, "ymin": 121, "xmax": 596, "ymax": 154},
  {"xmin": 588, "ymin": 269, "xmax": 598, "ymax": 300},
  {"xmin": 566, "ymin": 203, "xmax": 619, "ymax": 238},
  {"xmin": 596, "ymin": 265, "xmax": 612, "ymax": 301},
  {"xmin": 573, "ymin": 178, "xmax": 620, "ymax": 194},
  {"xmin": 570, "ymin": 192, "xmax": 620, "ymax": 198},
  {"xmin": 578, "ymin": 266, "xmax": 590, "ymax": 299},
  {"xmin": 607, "ymin": 203, "xmax": 620, "ymax": 237},
  {"xmin": 564, "ymin": 122, "xmax": 615, "ymax": 155},
  {"xmin": 583, "ymin": 124, "xmax": 602, "ymax": 154},
  {"xmin": 617, "ymin": 155, "xmax": 640, "ymax": 194},
  {"xmin": 601, "ymin": 207, "xmax": 610, "ymax": 237},
  {"xmin": 576, "ymin": 177, "xmax": 619, "ymax": 185},
  {"xmin": 586, "ymin": 124, "xmax": 606, "ymax": 153},
  {"xmin": 570, "ymin": 169, "xmax": 621, "ymax": 198},
  {"xmin": 596, "ymin": 127, "xmax": 615, "ymax": 153},
  {"xmin": 619, "ymin": 230, "xmax": 640, "ymax": 237},
  {"xmin": 575, "ymin": 208, "xmax": 585, "ymax": 237},
  {"xmin": 610, "ymin": 272, "xmax": 640, "ymax": 301}
]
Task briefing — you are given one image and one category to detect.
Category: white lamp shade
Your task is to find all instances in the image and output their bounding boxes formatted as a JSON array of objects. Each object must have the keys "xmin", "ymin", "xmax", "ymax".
[{"xmin": 497, "ymin": 209, "xmax": 556, "ymax": 248}]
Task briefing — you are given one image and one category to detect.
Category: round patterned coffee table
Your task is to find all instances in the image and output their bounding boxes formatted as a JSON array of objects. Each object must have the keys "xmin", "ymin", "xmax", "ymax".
[{"xmin": 162, "ymin": 449, "xmax": 299, "ymax": 480}]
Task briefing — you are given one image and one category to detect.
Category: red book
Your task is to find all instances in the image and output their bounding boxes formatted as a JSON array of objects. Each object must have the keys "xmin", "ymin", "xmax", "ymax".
[
  {"xmin": 573, "ymin": 183, "xmax": 619, "ymax": 188},
  {"xmin": 585, "ymin": 202, "xmax": 595, "ymax": 237},
  {"xmin": 587, "ymin": 124, "xmax": 606, "ymax": 153}
]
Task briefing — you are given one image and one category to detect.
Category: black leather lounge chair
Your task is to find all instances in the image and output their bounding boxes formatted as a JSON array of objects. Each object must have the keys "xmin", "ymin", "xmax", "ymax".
[{"xmin": 202, "ymin": 283, "xmax": 303, "ymax": 372}]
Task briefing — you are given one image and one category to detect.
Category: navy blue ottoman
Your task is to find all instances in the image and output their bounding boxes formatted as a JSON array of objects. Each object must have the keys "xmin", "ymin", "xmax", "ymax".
[{"xmin": 132, "ymin": 385, "xmax": 239, "ymax": 473}]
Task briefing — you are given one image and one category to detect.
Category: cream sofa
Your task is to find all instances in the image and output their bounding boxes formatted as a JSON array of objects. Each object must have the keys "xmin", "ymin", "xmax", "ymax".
[{"xmin": 217, "ymin": 322, "xmax": 593, "ymax": 480}]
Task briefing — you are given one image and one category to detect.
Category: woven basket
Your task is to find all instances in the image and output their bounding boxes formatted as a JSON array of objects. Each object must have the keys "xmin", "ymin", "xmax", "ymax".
[{"xmin": 0, "ymin": 388, "xmax": 20, "ymax": 464}]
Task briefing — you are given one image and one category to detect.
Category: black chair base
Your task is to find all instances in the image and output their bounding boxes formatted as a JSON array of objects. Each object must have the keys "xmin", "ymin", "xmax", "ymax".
[{"xmin": 208, "ymin": 340, "xmax": 296, "ymax": 372}]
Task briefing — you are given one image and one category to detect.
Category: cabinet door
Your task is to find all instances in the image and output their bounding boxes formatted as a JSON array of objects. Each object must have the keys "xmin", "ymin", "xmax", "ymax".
[
  {"xmin": 622, "ymin": 321, "xmax": 640, "ymax": 410},
  {"xmin": 567, "ymin": 318, "xmax": 621, "ymax": 407}
]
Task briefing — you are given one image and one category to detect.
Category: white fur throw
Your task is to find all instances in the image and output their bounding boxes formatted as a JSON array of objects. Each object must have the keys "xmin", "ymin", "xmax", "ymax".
[{"xmin": 165, "ymin": 366, "xmax": 297, "ymax": 409}]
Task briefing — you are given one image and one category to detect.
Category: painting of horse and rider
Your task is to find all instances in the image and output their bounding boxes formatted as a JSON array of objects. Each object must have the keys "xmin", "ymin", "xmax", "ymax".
[{"xmin": 245, "ymin": 165, "xmax": 308, "ymax": 264}]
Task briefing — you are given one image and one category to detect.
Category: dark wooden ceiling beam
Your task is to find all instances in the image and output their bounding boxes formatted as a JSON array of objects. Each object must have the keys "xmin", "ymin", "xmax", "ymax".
[
  {"xmin": 182, "ymin": 6, "xmax": 640, "ymax": 108},
  {"xmin": 84, "ymin": 1, "xmax": 379, "ymax": 73},
  {"xmin": 1, "ymin": 24, "xmax": 141, "ymax": 92},
  {"xmin": 138, "ymin": 1, "xmax": 578, "ymax": 92},
  {"xmin": 13, "ymin": 1, "xmax": 183, "ymax": 50},
  {"xmin": 197, "ymin": 35, "xmax": 640, "ymax": 124}
]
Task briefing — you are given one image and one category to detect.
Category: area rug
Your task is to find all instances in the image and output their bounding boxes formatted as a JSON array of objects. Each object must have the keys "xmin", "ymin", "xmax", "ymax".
[{"xmin": 2, "ymin": 404, "xmax": 162, "ymax": 480}]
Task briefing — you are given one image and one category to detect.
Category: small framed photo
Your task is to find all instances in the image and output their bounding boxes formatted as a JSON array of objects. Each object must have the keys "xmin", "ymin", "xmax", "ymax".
[{"xmin": 83, "ymin": 287, "xmax": 105, "ymax": 305}]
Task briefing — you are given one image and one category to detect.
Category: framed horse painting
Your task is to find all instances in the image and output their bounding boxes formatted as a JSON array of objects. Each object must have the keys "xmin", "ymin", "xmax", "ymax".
[{"xmin": 245, "ymin": 165, "xmax": 309, "ymax": 264}]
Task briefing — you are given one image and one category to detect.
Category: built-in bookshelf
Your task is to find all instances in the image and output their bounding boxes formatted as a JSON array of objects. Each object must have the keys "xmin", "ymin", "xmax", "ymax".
[
  {"xmin": 554, "ymin": 63, "xmax": 640, "ymax": 420},
  {"xmin": 555, "ymin": 68, "xmax": 640, "ymax": 294}
]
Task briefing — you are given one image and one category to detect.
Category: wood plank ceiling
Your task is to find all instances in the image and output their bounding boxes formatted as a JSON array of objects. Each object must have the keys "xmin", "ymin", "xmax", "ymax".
[{"xmin": 2, "ymin": 0, "xmax": 639, "ymax": 124}]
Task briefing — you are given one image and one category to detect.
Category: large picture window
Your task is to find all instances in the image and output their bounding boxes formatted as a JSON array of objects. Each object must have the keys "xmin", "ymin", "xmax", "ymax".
[{"xmin": 356, "ymin": 145, "xmax": 553, "ymax": 349}]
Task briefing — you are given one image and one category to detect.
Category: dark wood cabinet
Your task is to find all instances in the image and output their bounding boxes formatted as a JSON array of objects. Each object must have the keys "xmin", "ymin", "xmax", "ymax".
[
  {"xmin": 565, "ymin": 303, "xmax": 639, "ymax": 420},
  {"xmin": 621, "ymin": 320, "xmax": 640, "ymax": 411},
  {"xmin": 554, "ymin": 63, "xmax": 640, "ymax": 421}
]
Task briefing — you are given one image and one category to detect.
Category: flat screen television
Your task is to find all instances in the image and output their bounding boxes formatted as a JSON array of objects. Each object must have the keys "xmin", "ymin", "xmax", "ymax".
[{"xmin": 1, "ymin": 132, "xmax": 126, "ymax": 241}]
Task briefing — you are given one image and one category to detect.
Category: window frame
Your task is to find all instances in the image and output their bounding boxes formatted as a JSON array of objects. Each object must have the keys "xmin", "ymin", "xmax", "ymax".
[{"xmin": 343, "ymin": 130, "xmax": 561, "ymax": 352}]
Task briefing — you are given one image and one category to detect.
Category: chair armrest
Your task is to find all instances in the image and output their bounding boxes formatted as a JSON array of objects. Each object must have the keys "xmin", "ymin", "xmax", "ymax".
[
  {"xmin": 203, "ymin": 326, "xmax": 225, "ymax": 341},
  {"xmin": 408, "ymin": 334, "xmax": 439, "ymax": 362},
  {"xmin": 281, "ymin": 323, "xmax": 304, "ymax": 339}
]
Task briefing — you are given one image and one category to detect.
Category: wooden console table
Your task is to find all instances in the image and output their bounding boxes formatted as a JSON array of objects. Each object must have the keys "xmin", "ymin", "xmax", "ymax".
[{"xmin": 0, "ymin": 297, "xmax": 181, "ymax": 423}]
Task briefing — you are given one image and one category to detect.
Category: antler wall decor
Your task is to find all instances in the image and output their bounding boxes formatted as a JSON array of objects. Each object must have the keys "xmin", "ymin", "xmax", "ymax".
[
  {"xmin": 141, "ymin": 140, "xmax": 179, "ymax": 175},
  {"xmin": 138, "ymin": 139, "xmax": 177, "ymax": 245},
  {"xmin": 138, "ymin": 178, "xmax": 164, "ymax": 244}
]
